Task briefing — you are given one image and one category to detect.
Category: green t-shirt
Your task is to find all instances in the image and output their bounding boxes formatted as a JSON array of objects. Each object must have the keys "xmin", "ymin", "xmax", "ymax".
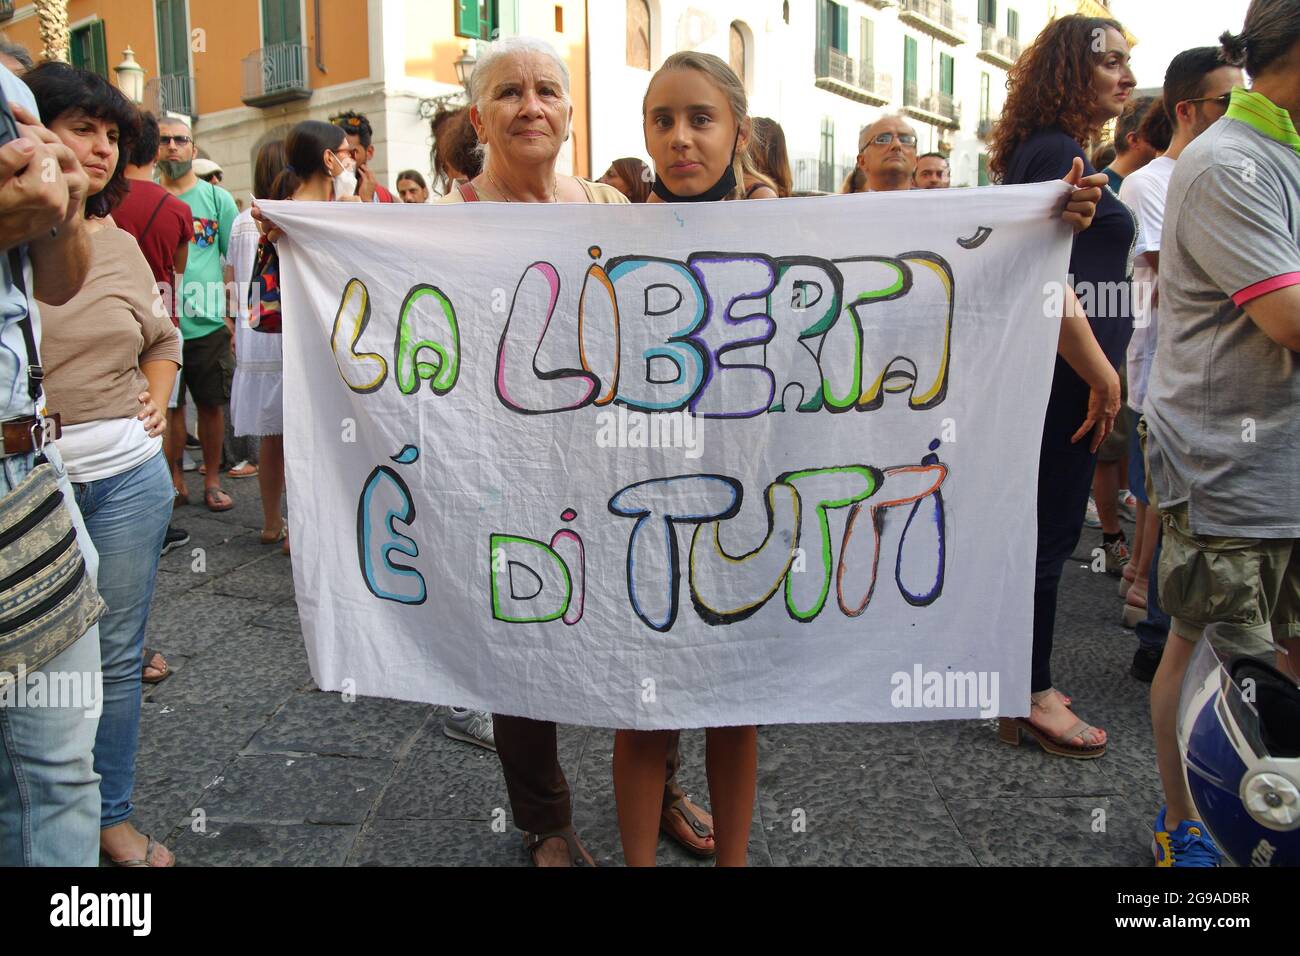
[{"xmin": 176, "ymin": 179, "xmax": 238, "ymax": 340}]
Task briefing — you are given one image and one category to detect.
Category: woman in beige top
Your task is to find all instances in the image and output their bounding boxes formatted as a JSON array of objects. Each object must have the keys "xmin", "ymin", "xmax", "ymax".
[{"xmin": 28, "ymin": 63, "xmax": 181, "ymax": 868}]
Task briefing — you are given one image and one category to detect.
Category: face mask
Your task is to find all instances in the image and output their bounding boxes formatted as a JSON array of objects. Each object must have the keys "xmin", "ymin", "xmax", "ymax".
[
  {"xmin": 329, "ymin": 153, "xmax": 358, "ymax": 199},
  {"xmin": 158, "ymin": 158, "xmax": 192, "ymax": 180},
  {"xmin": 651, "ymin": 132, "xmax": 740, "ymax": 203}
]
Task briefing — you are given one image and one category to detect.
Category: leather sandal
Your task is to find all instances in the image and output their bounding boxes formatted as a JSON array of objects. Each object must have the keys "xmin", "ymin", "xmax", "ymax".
[
  {"xmin": 101, "ymin": 834, "xmax": 175, "ymax": 867},
  {"xmin": 523, "ymin": 826, "xmax": 596, "ymax": 867},
  {"xmin": 660, "ymin": 796, "xmax": 716, "ymax": 858},
  {"xmin": 998, "ymin": 694, "xmax": 1106, "ymax": 760}
]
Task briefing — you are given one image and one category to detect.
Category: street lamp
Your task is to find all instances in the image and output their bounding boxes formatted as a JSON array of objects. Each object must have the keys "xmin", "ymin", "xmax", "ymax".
[
  {"xmin": 113, "ymin": 46, "xmax": 145, "ymax": 104},
  {"xmin": 418, "ymin": 46, "xmax": 479, "ymax": 119},
  {"xmin": 454, "ymin": 48, "xmax": 476, "ymax": 90}
]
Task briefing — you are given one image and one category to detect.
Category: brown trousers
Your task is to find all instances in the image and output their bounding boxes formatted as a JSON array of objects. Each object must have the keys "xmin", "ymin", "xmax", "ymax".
[{"xmin": 493, "ymin": 714, "xmax": 684, "ymax": 833}]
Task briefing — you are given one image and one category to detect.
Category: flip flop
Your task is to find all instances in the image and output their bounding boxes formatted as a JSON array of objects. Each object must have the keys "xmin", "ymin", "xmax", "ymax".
[
  {"xmin": 101, "ymin": 834, "xmax": 175, "ymax": 867},
  {"xmin": 227, "ymin": 460, "xmax": 258, "ymax": 479},
  {"xmin": 141, "ymin": 646, "xmax": 171, "ymax": 684},
  {"xmin": 204, "ymin": 487, "xmax": 234, "ymax": 512},
  {"xmin": 660, "ymin": 796, "xmax": 716, "ymax": 858}
]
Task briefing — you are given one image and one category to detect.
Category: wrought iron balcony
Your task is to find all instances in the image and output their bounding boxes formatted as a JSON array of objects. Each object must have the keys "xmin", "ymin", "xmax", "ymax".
[
  {"xmin": 903, "ymin": 88, "xmax": 961, "ymax": 129},
  {"xmin": 978, "ymin": 25, "xmax": 1021, "ymax": 69},
  {"xmin": 145, "ymin": 73, "xmax": 195, "ymax": 120},
  {"xmin": 898, "ymin": 0, "xmax": 968, "ymax": 45},
  {"xmin": 242, "ymin": 42, "xmax": 312, "ymax": 108},
  {"xmin": 816, "ymin": 47, "xmax": 890, "ymax": 105}
]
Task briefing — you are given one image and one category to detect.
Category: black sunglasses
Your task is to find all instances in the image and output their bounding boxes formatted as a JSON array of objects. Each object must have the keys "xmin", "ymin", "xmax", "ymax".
[{"xmin": 158, "ymin": 134, "xmax": 192, "ymax": 145}]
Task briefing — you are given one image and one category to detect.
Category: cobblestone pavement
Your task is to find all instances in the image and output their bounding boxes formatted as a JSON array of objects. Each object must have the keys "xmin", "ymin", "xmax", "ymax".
[{"xmin": 133, "ymin": 471, "xmax": 1159, "ymax": 866}]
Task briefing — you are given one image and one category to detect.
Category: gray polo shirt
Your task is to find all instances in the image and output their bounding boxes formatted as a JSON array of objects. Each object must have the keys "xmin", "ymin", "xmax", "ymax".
[{"xmin": 1145, "ymin": 107, "xmax": 1300, "ymax": 538}]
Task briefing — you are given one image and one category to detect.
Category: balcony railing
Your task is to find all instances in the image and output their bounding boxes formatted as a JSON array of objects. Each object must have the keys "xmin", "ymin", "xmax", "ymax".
[
  {"xmin": 793, "ymin": 155, "xmax": 854, "ymax": 195},
  {"xmin": 978, "ymin": 25, "xmax": 1021, "ymax": 68},
  {"xmin": 898, "ymin": 0, "xmax": 968, "ymax": 44},
  {"xmin": 0, "ymin": 1, "xmax": 14, "ymax": 22},
  {"xmin": 857, "ymin": 64, "xmax": 893, "ymax": 101},
  {"xmin": 816, "ymin": 46, "xmax": 855, "ymax": 85},
  {"xmin": 903, "ymin": 87, "xmax": 961, "ymax": 129},
  {"xmin": 815, "ymin": 47, "xmax": 890, "ymax": 105},
  {"xmin": 145, "ymin": 72, "xmax": 195, "ymax": 119},
  {"xmin": 242, "ymin": 42, "xmax": 312, "ymax": 107}
]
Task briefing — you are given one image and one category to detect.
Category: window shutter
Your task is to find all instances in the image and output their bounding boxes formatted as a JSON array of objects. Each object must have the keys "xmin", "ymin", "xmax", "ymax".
[
  {"xmin": 940, "ymin": 53, "xmax": 953, "ymax": 96},
  {"xmin": 816, "ymin": 0, "xmax": 829, "ymax": 76},
  {"xmin": 904, "ymin": 35, "xmax": 917, "ymax": 85},
  {"xmin": 861, "ymin": 18, "xmax": 873, "ymax": 76},
  {"xmin": 1007, "ymin": 9, "xmax": 1019, "ymax": 41},
  {"xmin": 834, "ymin": 3, "xmax": 848, "ymax": 52},
  {"xmin": 83, "ymin": 21, "xmax": 108, "ymax": 78},
  {"xmin": 457, "ymin": 0, "xmax": 481, "ymax": 39}
]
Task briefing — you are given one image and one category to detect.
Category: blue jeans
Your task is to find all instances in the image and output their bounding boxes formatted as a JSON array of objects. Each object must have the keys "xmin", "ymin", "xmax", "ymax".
[
  {"xmin": 1136, "ymin": 526, "xmax": 1171, "ymax": 653},
  {"xmin": 73, "ymin": 450, "xmax": 172, "ymax": 830},
  {"xmin": 0, "ymin": 446, "xmax": 103, "ymax": 866}
]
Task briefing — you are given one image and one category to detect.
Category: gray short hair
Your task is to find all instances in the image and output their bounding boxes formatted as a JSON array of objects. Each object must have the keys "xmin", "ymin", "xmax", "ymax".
[
  {"xmin": 467, "ymin": 36, "xmax": 571, "ymax": 110},
  {"xmin": 0, "ymin": 40, "xmax": 33, "ymax": 71}
]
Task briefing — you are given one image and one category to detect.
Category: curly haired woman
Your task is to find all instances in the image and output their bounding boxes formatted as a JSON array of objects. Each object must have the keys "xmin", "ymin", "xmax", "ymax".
[
  {"xmin": 989, "ymin": 14, "xmax": 1136, "ymax": 760},
  {"xmin": 987, "ymin": 14, "xmax": 1133, "ymax": 759}
]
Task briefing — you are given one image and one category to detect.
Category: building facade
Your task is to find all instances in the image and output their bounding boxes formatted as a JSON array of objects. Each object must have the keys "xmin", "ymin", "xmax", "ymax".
[
  {"xmin": 1, "ymin": 0, "xmax": 1134, "ymax": 200},
  {"xmin": 590, "ymin": 0, "xmax": 1060, "ymax": 191},
  {"xmin": 1, "ymin": 0, "xmax": 593, "ymax": 202}
]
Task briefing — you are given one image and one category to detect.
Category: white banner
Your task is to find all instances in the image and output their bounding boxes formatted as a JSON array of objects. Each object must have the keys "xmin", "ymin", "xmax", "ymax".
[{"xmin": 266, "ymin": 182, "xmax": 1072, "ymax": 729}]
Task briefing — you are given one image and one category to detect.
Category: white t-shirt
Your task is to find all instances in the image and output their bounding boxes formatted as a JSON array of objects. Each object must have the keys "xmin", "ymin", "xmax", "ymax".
[
  {"xmin": 56, "ymin": 418, "xmax": 161, "ymax": 484},
  {"xmin": 1118, "ymin": 155, "xmax": 1175, "ymax": 414}
]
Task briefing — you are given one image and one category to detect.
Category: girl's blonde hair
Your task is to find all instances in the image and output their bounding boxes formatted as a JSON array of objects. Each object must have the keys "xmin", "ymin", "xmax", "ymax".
[{"xmin": 643, "ymin": 51, "xmax": 776, "ymax": 201}]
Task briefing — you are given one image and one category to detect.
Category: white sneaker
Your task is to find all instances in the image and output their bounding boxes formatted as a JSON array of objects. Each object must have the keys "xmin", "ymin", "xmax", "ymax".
[
  {"xmin": 443, "ymin": 708, "xmax": 496, "ymax": 751},
  {"xmin": 1084, "ymin": 496, "xmax": 1101, "ymax": 529},
  {"xmin": 1117, "ymin": 489, "xmax": 1137, "ymax": 522}
]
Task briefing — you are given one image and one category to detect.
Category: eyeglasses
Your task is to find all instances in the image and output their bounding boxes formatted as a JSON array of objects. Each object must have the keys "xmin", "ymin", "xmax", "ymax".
[
  {"xmin": 158, "ymin": 135, "xmax": 192, "ymax": 145},
  {"xmin": 864, "ymin": 132, "xmax": 918, "ymax": 149},
  {"xmin": 1182, "ymin": 93, "xmax": 1231, "ymax": 109}
]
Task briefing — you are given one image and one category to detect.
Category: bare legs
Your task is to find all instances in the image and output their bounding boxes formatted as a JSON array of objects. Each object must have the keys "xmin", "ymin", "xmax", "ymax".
[
  {"xmin": 1151, "ymin": 630, "xmax": 1198, "ymax": 828},
  {"xmin": 257, "ymin": 435, "xmax": 285, "ymax": 537},
  {"xmin": 196, "ymin": 402, "xmax": 224, "ymax": 495},
  {"xmin": 166, "ymin": 407, "xmax": 186, "ymax": 496},
  {"xmin": 1093, "ymin": 460, "xmax": 1123, "ymax": 535},
  {"xmin": 614, "ymin": 726, "xmax": 756, "ymax": 867}
]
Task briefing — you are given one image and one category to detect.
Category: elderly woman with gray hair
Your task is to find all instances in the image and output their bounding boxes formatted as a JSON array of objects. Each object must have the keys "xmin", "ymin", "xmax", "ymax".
[
  {"xmin": 435, "ymin": 36, "xmax": 716, "ymax": 868},
  {"xmin": 253, "ymin": 35, "xmax": 716, "ymax": 867}
]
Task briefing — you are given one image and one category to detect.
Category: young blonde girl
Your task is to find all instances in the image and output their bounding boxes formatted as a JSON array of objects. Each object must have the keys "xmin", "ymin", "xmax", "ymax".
[{"xmin": 613, "ymin": 52, "xmax": 775, "ymax": 868}]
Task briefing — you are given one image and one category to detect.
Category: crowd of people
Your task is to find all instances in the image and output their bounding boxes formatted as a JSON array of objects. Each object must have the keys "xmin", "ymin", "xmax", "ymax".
[{"xmin": 0, "ymin": 0, "xmax": 1295, "ymax": 869}]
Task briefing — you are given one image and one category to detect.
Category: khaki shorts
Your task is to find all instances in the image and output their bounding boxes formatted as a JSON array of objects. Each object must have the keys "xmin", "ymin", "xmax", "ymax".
[{"xmin": 1157, "ymin": 502, "xmax": 1299, "ymax": 656}]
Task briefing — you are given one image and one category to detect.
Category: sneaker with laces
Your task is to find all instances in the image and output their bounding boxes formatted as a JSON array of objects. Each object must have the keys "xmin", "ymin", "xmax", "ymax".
[
  {"xmin": 161, "ymin": 525, "xmax": 190, "ymax": 556},
  {"xmin": 1152, "ymin": 806, "xmax": 1221, "ymax": 867},
  {"xmin": 443, "ymin": 707, "xmax": 496, "ymax": 751},
  {"xmin": 1084, "ymin": 496, "xmax": 1102, "ymax": 529},
  {"xmin": 1103, "ymin": 535, "xmax": 1129, "ymax": 576}
]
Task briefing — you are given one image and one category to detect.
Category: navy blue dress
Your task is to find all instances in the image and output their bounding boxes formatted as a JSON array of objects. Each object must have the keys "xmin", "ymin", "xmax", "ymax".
[{"xmin": 1004, "ymin": 127, "xmax": 1137, "ymax": 692}]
